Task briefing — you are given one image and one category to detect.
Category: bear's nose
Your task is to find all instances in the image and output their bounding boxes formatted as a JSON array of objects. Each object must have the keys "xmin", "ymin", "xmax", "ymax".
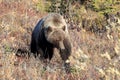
[{"xmin": 56, "ymin": 39, "xmax": 59, "ymax": 41}]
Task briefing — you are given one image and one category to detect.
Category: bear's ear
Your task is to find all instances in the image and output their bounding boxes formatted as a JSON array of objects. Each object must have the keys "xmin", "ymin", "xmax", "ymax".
[
  {"xmin": 47, "ymin": 26, "xmax": 53, "ymax": 32},
  {"xmin": 62, "ymin": 26, "xmax": 66, "ymax": 31}
]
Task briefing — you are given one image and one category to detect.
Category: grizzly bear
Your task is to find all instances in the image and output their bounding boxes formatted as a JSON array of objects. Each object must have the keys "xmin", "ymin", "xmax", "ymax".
[{"xmin": 30, "ymin": 13, "xmax": 72, "ymax": 67}]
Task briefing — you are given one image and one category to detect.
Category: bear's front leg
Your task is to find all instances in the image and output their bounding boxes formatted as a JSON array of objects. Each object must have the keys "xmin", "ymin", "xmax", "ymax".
[{"xmin": 60, "ymin": 49, "xmax": 71, "ymax": 73}]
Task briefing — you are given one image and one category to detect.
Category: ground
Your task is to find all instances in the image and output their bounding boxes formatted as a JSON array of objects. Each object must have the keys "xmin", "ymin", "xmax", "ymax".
[{"xmin": 0, "ymin": 1, "xmax": 120, "ymax": 80}]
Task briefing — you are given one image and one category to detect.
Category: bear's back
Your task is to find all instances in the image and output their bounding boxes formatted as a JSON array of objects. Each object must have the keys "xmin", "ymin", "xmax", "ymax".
[{"xmin": 32, "ymin": 18, "xmax": 44, "ymax": 42}]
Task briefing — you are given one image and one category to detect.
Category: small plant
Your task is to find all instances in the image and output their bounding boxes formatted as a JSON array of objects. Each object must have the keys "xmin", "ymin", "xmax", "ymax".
[
  {"xmin": 4, "ymin": 44, "xmax": 12, "ymax": 53},
  {"xmin": 35, "ymin": 0, "xmax": 51, "ymax": 13},
  {"xmin": 91, "ymin": 0, "xmax": 115, "ymax": 14}
]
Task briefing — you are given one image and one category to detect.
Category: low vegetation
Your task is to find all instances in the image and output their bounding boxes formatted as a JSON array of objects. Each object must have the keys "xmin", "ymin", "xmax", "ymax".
[{"xmin": 0, "ymin": 0, "xmax": 120, "ymax": 80}]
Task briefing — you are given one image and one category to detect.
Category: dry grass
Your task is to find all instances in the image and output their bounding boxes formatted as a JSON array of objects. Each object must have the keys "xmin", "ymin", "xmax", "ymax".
[{"xmin": 0, "ymin": 0, "xmax": 120, "ymax": 80}]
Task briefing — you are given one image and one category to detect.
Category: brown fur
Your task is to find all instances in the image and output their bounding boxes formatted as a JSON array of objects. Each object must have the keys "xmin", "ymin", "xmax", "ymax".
[{"xmin": 30, "ymin": 13, "xmax": 72, "ymax": 70}]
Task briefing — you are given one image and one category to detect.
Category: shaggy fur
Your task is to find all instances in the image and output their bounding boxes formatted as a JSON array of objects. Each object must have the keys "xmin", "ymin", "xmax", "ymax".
[{"xmin": 30, "ymin": 13, "xmax": 71, "ymax": 63}]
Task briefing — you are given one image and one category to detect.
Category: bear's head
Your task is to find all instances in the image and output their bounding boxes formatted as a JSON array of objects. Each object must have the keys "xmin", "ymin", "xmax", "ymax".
[
  {"xmin": 43, "ymin": 13, "xmax": 68, "ymax": 50},
  {"xmin": 45, "ymin": 27, "xmax": 66, "ymax": 49}
]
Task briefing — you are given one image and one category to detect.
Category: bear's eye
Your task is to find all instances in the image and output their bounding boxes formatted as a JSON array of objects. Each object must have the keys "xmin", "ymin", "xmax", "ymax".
[
  {"xmin": 62, "ymin": 26, "xmax": 66, "ymax": 31},
  {"xmin": 47, "ymin": 26, "xmax": 52, "ymax": 32}
]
